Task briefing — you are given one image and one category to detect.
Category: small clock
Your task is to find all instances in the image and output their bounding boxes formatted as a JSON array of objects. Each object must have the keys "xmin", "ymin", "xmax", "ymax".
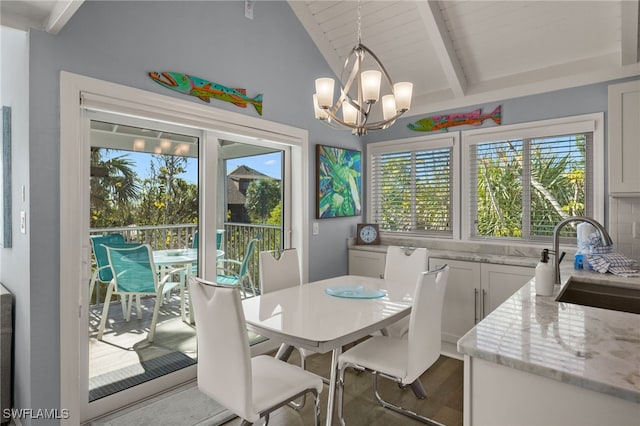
[{"xmin": 356, "ymin": 223, "xmax": 380, "ymax": 245}]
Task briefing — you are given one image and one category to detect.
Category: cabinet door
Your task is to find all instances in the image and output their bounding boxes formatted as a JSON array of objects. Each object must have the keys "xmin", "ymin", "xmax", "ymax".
[
  {"xmin": 609, "ymin": 80, "xmax": 640, "ymax": 195},
  {"xmin": 429, "ymin": 258, "xmax": 479, "ymax": 343},
  {"xmin": 348, "ymin": 249, "xmax": 385, "ymax": 278},
  {"xmin": 480, "ymin": 263, "xmax": 534, "ymax": 317}
]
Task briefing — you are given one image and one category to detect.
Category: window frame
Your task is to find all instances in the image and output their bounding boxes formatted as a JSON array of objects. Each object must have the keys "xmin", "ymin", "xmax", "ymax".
[
  {"xmin": 365, "ymin": 113, "xmax": 604, "ymax": 246},
  {"xmin": 366, "ymin": 133, "xmax": 461, "ymax": 239},
  {"xmin": 461, "ymin": 113, "xmax": 604, "ymax": 244}
]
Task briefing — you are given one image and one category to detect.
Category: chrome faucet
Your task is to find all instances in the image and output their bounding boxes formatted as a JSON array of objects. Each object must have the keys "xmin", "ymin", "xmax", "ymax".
[{"xmin": 552, "ymin": 216, "xmax": 613, "ymax": 284}]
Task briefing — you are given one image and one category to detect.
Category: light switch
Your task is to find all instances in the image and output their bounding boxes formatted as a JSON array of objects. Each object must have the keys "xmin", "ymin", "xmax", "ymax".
[
  {"xmin": 245, "ymin": 0, "xmax": 254, "ymax": 19},
  {"xmin": 20, "ymin": 211, "xmax": 26, "ymax": 234},
  {"xmin": 312, "ymin": 222, "xmax": 319, "ymax": 235}
]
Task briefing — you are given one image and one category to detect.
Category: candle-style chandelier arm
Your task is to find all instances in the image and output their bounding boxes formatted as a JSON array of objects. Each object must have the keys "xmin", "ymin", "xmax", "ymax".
[{"xmin": 318, "ymin": 107, "xmax": 403, "ymax": 136}]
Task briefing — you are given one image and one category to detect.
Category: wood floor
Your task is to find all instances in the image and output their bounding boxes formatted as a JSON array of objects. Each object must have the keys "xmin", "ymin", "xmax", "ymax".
[
  {"xmin": 221, "ymin": 348, "xmax": 464, "ymax": 426},
  {"xmin": 88, "ymin": 294, "xmax": 464, "ymax": 424}
]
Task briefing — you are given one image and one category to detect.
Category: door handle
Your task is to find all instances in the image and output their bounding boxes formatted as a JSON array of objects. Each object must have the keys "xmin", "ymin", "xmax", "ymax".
[
  {"xmin": 482, "ymin": 289, "xmax": 487, "ymax": 318},
  {"xmin": 474, "ymin": 288, "xmax": 479, "ymax": 324}
]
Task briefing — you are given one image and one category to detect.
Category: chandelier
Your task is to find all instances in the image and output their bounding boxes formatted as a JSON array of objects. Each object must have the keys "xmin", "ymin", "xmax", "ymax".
[{"xmin": 312, "ymin": 1, "xmax": 413, "ymax": 136}]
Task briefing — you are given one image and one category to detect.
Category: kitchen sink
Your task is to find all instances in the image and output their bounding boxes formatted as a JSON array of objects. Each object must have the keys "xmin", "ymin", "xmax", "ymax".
[{"xmin": 556, "ymin": 277, "xmax": 640, "ymax": 315}]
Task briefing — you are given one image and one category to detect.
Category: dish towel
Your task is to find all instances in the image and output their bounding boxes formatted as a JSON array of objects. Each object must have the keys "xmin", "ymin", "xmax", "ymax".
[{"xmin": 586, "ymin": 248, "xmax": 640, "ymax": 276}]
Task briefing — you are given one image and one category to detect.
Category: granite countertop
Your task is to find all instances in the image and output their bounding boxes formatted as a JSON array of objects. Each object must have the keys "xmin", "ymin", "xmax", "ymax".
[
  {"xmin": 426, "ymin": 249, "xmax": 539, "ymax": 267},
  {"xmin": 457, "ymin": 268, "xmax": 640, "ymax": 403},
  {"xmin": 348, "ymin": 240, "xmax": 541, "ymax": 268}
]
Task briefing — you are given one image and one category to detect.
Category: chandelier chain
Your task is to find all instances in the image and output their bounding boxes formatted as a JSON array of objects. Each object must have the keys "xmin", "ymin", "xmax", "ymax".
[{"xmin": 357, "ymin": 0, "xmax": 362, "ymax": 44}]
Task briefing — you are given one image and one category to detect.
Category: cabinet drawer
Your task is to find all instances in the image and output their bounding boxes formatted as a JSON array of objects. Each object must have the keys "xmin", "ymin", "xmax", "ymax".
[{"xmin": 348, "ymin": 249, "xmax": 386, "ymax": 278}]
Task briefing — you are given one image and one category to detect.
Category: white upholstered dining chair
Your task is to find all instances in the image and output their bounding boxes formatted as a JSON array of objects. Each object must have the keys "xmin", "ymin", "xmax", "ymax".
[
  {"xmin": 259, "ymin": 249, "xmax": 302, "ymax": 294},
  {"xmin": 337, "ymin": 265, "xmax": 449, "ymax": 425},
  {"xmin": 259, "ymin": 249, "xmax": 326, "ymax": 398},
  {"xmin": 382, "ymin": 246, "xmax": 428, "ymax": 339},
  {"xmin": 189, "ymin": 276, "xmax": 323, "ymax": 426}
]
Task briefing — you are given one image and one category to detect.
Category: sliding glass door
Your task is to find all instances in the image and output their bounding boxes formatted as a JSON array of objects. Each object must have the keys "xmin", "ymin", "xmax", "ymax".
[
  {"xmin": 84, "ymin": 113, "xmax": 204, "ymax": 417},
  {"xmin": 78, "ymin": 112, "xmax": 295, "ymax": 421}
]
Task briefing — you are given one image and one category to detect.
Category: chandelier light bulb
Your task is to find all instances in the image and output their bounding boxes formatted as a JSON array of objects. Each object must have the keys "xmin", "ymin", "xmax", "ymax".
[
  {"xmin": 361, "ymin": 70, "xmax": 381, "ymax": 104},
  {"xmin": 382, "ymin": 94, "xmax": 397, "ymax": 121},
  {"xmin": 315, "ymin": 78, "xmax": 335, "ymax": 109},
  {"xmin": 394, "ymin": 82, "xmax": 413, "ymax": 111},
  {"xmin": 313, "ymin": 94, "xmax": 329, "ymax": 120},
  {"xmin": 342, "ymin": 102, "xmax": 358, "ymax": 125}
]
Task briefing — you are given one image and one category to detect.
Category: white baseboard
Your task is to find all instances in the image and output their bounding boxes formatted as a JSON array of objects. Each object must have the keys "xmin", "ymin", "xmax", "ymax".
[{"xmin": 442, "ymin": 340, "xmax": 463, "ymax": 360}]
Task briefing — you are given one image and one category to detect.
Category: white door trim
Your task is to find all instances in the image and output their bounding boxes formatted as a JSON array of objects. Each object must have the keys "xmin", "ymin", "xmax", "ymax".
[{"xmin": 60, "ymin": 71, "xmax": 309, "ymax": 423}]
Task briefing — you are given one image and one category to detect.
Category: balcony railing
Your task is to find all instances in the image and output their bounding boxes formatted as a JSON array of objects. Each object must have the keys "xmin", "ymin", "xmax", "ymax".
[{"xmin": 90, "ymin": 223, "xmax": 281, "ymax": 293}]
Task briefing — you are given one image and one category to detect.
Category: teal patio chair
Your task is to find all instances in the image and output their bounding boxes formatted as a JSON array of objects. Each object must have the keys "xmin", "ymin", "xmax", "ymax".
[
  {"xmin": 216, "ymin": 238, "xmax": 258, "ymax": 298},
  {"xmin": 97, "ymin": 244, "xmax": 186, "ymax": 343},
  {"xmin": 216, "ymin": 229, "xmax": 224, "ymax": 250},
  {"xmin": 89, "ymin": 233, "xmax": 136, "ymax": 306},
  {"xmin": 192, "ymin": 229, "xmax": 223, "ymax": 249}
]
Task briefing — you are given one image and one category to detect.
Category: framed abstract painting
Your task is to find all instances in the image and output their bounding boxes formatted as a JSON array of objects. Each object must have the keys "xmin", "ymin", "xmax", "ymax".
[{"xmin": 316, "ymin": 144, "xmax": 361, "ymax": 219}]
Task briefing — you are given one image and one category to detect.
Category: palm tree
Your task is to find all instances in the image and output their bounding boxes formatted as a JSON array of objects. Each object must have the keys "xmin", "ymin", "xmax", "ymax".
[
  {"xmin": 476, "ymin": 137, "xmax": 586, "ymax": 238},
  {"xmin": 90, "ymin": 147, "xmax": 140, "ymax": 227}
]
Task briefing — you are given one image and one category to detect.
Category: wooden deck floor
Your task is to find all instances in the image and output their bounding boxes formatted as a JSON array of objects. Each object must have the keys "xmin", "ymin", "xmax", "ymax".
[
  {"xmin": 87, "ymin": 292, "xmax": 267, "ymax": 401},
  {"xmin": 87, "ymin": 294, "xmax": 197, "ymax": 399}
]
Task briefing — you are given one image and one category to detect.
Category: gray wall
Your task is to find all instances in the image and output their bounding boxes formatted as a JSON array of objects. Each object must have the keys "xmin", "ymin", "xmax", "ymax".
[
  {"xmin": 21, "ymin": 1, "xmax": 359, "ymax": 423},
  {"xmin": 364, "ymin": 82, "xmax": 612, "ymax": 144},
  {"xmin": 0, "ymin": 26, "xmax": 32, "ymax": 419}
]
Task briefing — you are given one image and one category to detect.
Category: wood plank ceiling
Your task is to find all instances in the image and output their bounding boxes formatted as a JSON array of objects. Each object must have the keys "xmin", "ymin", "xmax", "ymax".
[{"xmin": 290, "ymin": 0, "xmax": 640, "ymax": 116}]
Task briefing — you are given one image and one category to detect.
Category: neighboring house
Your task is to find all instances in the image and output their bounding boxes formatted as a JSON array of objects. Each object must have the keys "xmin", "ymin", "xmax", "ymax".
[{"xmin": 226, "ymin": 165, "xmax": 277, "ymax": 223}]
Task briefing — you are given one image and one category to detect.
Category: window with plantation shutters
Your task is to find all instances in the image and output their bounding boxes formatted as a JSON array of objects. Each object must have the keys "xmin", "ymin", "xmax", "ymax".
[
  {"xmin": 368, "ymin": 134, "xmax": 459, "ymax": 237},
  {"xmin": 463, "ymin": 113, "xmax": 604, "ymax": 243}
]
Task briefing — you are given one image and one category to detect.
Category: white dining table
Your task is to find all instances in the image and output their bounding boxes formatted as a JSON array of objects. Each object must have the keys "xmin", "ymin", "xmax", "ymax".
[{"xmin": 241, "ymin": 274, "xmax": 415, "ymax": 426}]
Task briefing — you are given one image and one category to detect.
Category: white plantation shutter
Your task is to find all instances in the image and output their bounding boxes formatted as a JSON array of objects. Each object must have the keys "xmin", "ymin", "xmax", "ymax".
[
  {"xmin": 369, "ymin": 135, "xmax": 456, "ymax": 237},
  {"xmin": 467, "ymin": 127, "xmax": 594, "ymax": 242}
]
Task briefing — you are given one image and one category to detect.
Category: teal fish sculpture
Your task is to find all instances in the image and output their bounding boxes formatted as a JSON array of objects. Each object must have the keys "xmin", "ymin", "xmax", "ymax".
[
  {"xmin": 149, "ymin": 71, "xmax": 263, "ymax": 115},
  {"xmin": 408, "ymin": 105, "xmax": 501, "ymax": 132}
]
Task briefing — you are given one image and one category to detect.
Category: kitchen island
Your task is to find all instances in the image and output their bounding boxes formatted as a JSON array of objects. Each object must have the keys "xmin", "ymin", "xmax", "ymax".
[{"xmin": 457, "ymin": 269, "xmax": 640, "ymax": 425}]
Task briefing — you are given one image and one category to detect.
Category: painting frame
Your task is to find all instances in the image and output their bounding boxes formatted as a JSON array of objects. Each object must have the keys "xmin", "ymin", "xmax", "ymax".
[
  {"xmin": 1, "ymin": 106, "xmax": 12, "ymax": 248},
  {"xmin": 316, "ymin": 144, "xmax": 362, "ymax": 219}
]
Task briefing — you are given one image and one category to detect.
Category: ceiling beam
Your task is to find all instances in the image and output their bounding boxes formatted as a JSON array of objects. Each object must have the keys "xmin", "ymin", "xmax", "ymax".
[
  {"xmin": 415, "ymin": 0, "xmax": 467, "ymax": 97},
  {"xmin": 45, "ymin": 0, "xmax": 84, "ymax": 35},
  {"xmin": 620, "ymin": 0, "xmax": 639, "ymax": 65}
]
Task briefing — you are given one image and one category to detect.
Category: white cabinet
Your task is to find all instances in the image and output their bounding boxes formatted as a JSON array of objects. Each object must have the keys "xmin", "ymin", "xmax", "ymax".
[
  {"xmin": 348, "ymin": 249, "xmax": 385, "ymax": 278},
  {"xmin": 608, "ymin": 80, "xmax": 640, "ymax": 195},
  {"xmin": 428, "ymin": 258, "xmax": 479, "ymax": 343},
  {"xmin": 466, "ymin": 357, "xmax": 640, "ymax": 426},
  {"xmin": 481, "ymin": 263, "xmax": 535, "ymax": 315},
  {"xmin": 429, "ymin": 258, "xmax": 534, "ymax": 343}
]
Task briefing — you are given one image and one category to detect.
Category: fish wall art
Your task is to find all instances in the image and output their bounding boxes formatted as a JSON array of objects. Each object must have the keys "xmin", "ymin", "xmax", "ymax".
[
  {"xmin": 407, "ymin": 105, "xmax": 501, "ymax": 132},
  {"xmin": 149, "ymin": 71, "xmax": 263, "ymax": 115}
]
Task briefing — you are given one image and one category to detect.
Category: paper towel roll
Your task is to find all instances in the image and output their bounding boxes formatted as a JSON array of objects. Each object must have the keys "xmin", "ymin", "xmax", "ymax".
[{"xmin": 576, "ymin": 222, "xmax": 597, "ymax": 254}]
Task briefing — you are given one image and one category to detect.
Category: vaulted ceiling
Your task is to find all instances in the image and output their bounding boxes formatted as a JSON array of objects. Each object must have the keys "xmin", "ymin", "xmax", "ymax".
[
  {"xmin": 290, "ymin": 1, "xmax": 640, "ymax": 116},
  {"xmin": 3, "ymin": 0, "xmax": 639, "ymax": 117}
]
